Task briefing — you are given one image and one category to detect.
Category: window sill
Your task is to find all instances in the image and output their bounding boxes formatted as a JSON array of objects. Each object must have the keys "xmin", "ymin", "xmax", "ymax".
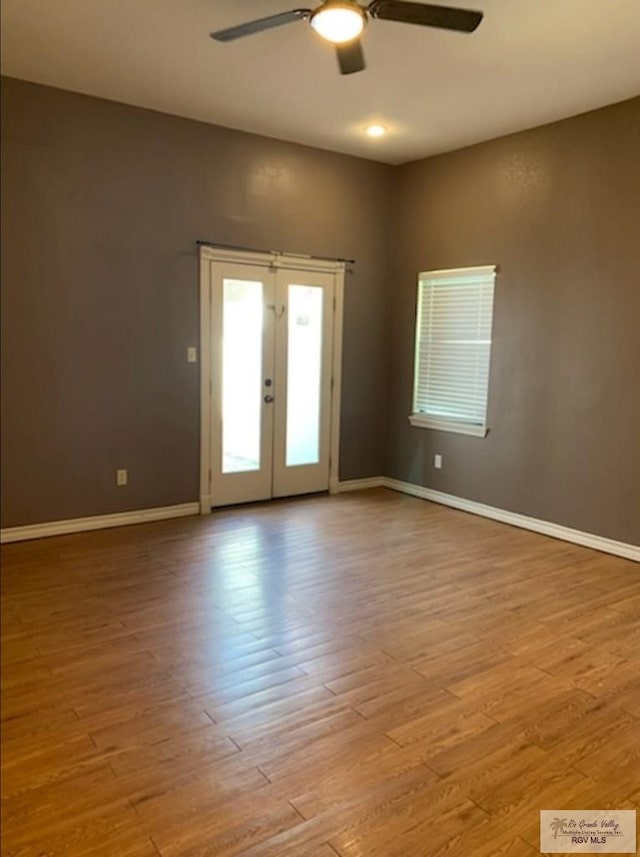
[{"xmin": 408, "ymin": 415, "xmax": 488, "ymax": 438}]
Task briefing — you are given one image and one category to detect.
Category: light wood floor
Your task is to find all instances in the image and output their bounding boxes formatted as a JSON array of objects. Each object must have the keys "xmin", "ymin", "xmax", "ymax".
[{"xmin": 2, "ymin": 489, "xmax": 639, "ymax": 857}]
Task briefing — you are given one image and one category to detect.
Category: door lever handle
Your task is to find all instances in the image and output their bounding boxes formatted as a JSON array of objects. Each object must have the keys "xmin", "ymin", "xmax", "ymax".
[
  {"xmin": 264, "ymin": 395, "xmax": 274, "ymax": 403},
  {"xmin": 267, "ymin": 305, "xmax": 285, "ymax": 319}
]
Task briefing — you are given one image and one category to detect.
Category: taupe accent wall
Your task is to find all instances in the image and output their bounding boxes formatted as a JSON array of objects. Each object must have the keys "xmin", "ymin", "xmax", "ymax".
[
  {"xmin": 2, "ymin": 77, "xmax": 639, "ymax": 544},
  {"xmin": 0, "ymin": 77, "xmax": 392, "ymax": 526},
  {"xmin": 388, "ymin": 97, "xmax": 640, "ymax": 545}
]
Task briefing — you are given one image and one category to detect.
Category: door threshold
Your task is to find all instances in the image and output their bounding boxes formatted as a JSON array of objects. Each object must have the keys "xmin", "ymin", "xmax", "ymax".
[{"xmin": 211, "ymin": 492, "xmax": 330, "ymax": 512}]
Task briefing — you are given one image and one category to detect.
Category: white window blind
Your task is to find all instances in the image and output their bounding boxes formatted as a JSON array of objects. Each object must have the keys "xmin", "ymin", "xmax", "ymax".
[{"xmin": 411, "ymin": 265, "xmax": 496, "ymax": 436}]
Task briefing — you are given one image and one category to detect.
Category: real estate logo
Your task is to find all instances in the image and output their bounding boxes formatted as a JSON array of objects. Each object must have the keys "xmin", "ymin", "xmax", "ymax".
[{"xmin": 540, "ymin": 810, "xmax": 636, "ymax": 853}]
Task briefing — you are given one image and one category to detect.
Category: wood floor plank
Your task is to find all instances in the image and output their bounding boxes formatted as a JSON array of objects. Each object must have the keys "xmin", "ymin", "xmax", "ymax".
[
  {"xmin": 2, "ymin": 489, "xmax": 638, "ymax": 856},
  {"xmin": 1, "ymin": 733, "xmax": 106, "ymax": 798},
  {"xmin": 329, "ymin": 784, "xmax": 487, "ymax": 857},
  {"xmin": 149, "ymin": 794, "xmax": 302, "ymax": 857},
  {"xmin": 237, "ymin": 766, "xmax": 462, "ymax": 857},
  {"xmin": 127, "ymin": 761, "xmax": 270, "ymax": 828},
  {"xmin": 1, "ymin": 765, "xmax": 120, "ymax": 841},
  {"xmin": 289, "ymin": 741, "xmax": 438, "ymax": 819}
]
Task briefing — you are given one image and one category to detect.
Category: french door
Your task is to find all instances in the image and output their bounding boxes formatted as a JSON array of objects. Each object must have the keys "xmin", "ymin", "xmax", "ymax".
[{"xmin": 200, "ymin": 249, "xmax": 344, "ymax": 509}]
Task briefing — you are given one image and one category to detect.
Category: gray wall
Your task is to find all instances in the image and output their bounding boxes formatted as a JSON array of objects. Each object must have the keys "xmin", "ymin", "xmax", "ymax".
[
  {"xmin": 388, "ymin": 97, "xmax": 640, "ymax": 545},
  {"xmin": 1, "ymin": 77, "xmax": 392, "ymax": 526},
  {"xmin": 2, "ymin": 78, "xmax": 639, "ymax": 545}
]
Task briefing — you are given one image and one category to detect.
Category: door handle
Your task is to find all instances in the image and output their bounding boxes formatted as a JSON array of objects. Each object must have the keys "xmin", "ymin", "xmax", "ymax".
[{"xmin": 264, "ymin": 395, "xmax": 274, "ymax": 403}]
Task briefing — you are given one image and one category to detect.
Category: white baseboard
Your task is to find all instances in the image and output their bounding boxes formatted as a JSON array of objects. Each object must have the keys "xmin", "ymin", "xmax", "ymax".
[
  {"xmin": 382, "ymin": 478, "xmax": 640, "ymax": 563},
  {"xmin": 336, "ymin": 476, "xmax": 639, "ymax": 562},
  {"xmin": 332, "ymin": 477, "xmax": 385, "ymax": 494},
  {"xmin": 0, "ymin": 503, "xmax": 200, "ymax": 544},
  {"xmin": 4, "ymin": 481, "xmax": 637, "ymax": 563}
]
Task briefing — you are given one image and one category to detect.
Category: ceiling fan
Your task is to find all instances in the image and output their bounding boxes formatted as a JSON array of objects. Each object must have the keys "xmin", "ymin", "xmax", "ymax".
[{"xmin": 210, "ymin": 1, "xmax": 483, "ymax": 75}]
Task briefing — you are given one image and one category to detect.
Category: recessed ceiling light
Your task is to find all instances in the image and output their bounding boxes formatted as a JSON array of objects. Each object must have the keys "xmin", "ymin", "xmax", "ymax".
[{"xmin": 365, "ymin": 124, "xmax": 387, "ymax": 138}]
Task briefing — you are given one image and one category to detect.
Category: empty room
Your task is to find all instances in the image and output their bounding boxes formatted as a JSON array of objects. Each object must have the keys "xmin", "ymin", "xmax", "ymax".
[{"xmin": 1, "ymin": 1, "xmax": 639, "ymax": 855}]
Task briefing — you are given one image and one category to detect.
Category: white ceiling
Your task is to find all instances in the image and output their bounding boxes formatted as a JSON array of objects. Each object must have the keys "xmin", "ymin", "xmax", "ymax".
[{"xmin": 2, "ymin": 0, "xmax": 640, "ymax": 164}]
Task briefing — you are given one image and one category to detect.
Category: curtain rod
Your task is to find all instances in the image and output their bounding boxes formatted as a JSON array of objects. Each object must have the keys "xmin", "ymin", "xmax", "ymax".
[{"xmin": 196, "ymin": 240, "xmax": 355, "ymax": 266}]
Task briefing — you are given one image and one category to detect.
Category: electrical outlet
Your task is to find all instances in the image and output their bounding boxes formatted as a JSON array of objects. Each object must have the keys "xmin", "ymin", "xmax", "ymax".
[
  {"xmin": 116, "ymin": 468, "xmax": 128, "ymax": 486},
  {"xmin": 434, "ymin": 454, "xmax": 443, "ymax": 470},
  {"xmin": 187, "ymin": 347, "xmax": 197, "ymax": 363}
]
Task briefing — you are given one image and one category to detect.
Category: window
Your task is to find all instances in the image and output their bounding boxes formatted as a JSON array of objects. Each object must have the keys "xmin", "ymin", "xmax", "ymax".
[{"xmin": 410, "ymin": 265, "xmax": 496, "ymax": 437}]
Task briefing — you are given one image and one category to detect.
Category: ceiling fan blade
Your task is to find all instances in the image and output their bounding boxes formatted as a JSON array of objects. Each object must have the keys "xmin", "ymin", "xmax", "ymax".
[
  {"xmin": 210, "ymin": 9, "xmax": 311, "ymax": 42},
  {"xmin": 368, "ymin": 1, "xmax": 482, "ymax": 32},
  {"xmin": 336, "ymin": 39, "xmax": 366, "ymax": 75}
]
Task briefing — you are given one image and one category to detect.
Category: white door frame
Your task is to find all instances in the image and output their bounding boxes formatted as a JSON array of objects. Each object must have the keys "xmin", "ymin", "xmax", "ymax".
[{"xmin": 198, "ymin": 245, "xmax": 345, "ymax": 514}]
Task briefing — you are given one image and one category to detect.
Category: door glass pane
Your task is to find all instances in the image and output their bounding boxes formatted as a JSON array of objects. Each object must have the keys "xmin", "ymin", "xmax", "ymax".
[
  {"xmin": 286, "ymin": 285, "xmax": 323, "ymax": 467},
  {"xmin": 222, "ymin": 279, "xmax": 263, "ymax": 473}
]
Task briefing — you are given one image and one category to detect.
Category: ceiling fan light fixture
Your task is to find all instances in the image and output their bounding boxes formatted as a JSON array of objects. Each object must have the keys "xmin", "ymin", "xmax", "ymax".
[{"xmin": 310, "ymin": 2, "xmax": 366, "ymax": 44}]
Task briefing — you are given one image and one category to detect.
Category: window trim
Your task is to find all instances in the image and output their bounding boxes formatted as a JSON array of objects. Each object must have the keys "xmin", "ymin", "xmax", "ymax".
[
  {"xmin": 409, "ymin": 264, "xmax": 496, "ymax": 438},
  {"xmin": 408, "ymin": 414, "xmax": 488, "ymax": 437}
]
